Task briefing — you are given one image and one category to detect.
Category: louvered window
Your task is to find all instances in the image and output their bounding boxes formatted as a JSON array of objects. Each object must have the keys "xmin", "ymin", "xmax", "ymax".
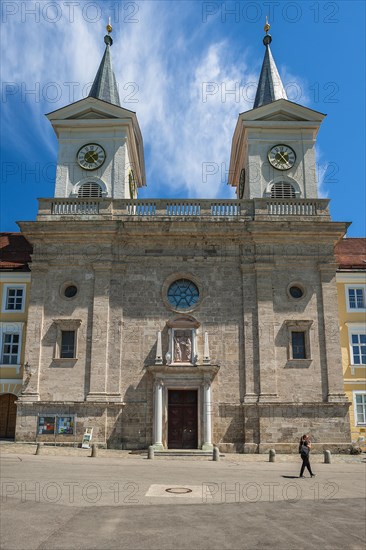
[
  {"xmin": 270, "ymin": 182, "xmax": 296, "ymax": 199},
  {"xmin": 77, "ymin": 182, "xmax": 102, "ymax": 198}
]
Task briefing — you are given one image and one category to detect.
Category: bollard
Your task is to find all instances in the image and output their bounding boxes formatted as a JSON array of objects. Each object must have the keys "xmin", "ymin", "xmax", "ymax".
[
  {"xmin": 148, "ymin": 446, "xmax": 155, "ymax": 460},
  {"xmin": 91, "ymin": 443, "xmax": 97, "ymax": 458},
  {"xmin": 269, "ymin": 449, "xmax": 276, "ymax": 462},
  {"xmin": 35, "ymin": 443, "xmax": 43, "ymax": 455},
  {"xmin": 213, "ymin": 446, "xmax": 220, "ymax": 461},
  {"xmin": 324, "ymin": 449, "xmax": 331, "ymax": 464}
]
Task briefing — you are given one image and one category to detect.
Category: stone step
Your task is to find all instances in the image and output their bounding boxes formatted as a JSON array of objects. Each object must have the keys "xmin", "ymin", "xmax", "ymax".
[{"xmin": 154, "ymin": 450, "xmax": 214, "ymax": 457}]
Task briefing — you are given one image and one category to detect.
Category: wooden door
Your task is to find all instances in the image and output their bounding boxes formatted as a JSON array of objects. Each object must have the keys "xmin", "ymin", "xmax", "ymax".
[
  {"xmin": 168, "ymin": 390, "xmax": 198, "ymax": 449},
  {"xmin": 0, "ymin": 394, "xmax": 17, "ymax": 438}
]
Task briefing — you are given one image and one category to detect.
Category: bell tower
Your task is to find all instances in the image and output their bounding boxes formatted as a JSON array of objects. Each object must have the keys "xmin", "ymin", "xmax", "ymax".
[
  {"xmin": 229, "ymin": 20, "xmax": 325, "ymax": 200},
  {"xmin": 47, "ymin": 22, "xmax": 145, "ymax": 200}
]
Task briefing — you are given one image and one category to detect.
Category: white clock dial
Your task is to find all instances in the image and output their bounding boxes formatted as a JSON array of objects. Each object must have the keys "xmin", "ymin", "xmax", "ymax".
[
  {"xmin": 77, "ymin": 143, "xmax": 106, "ymax": 170},
  {"xmin": 268, "ymin": 144, "xmax": 296, "ymax": 171}
]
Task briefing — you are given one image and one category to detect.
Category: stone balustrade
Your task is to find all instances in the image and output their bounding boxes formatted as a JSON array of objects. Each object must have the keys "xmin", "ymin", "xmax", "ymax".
[{"xmin": 37, "ymin": 197, "xmax": 331, "ymax": 221}]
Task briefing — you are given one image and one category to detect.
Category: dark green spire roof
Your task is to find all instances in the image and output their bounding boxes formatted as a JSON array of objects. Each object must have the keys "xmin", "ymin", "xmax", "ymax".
[
  {"xmin": 89, "ymin": 34, "xmax": 121, "ymax": 107},
  {"xmin": 253, "ymin": 31, "xmax": 287, "ymax": 109}
]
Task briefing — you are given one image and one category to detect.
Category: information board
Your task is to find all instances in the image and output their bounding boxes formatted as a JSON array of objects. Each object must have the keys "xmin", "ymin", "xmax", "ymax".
[{"xmin": 82, "ymin": 427, "xmax": 93, "ymax": 449}]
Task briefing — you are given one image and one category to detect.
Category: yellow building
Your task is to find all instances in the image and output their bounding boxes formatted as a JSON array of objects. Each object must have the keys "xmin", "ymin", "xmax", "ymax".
[
  {"xmin": 0, "ymin": 233, "xmax": 32, "ymax": 438},
  {"xmin": 336, "ymin": 238, "xmax": 366, "ymax": 447}
]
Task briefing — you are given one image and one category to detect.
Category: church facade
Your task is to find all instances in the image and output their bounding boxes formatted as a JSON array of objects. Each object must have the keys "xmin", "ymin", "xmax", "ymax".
[{"xmin": 15, "ymin": 25, "xmax": 351, "ymax": 452}]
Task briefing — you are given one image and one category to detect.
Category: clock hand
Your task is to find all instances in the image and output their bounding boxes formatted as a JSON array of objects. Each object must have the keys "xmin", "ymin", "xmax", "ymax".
[{"xmin": 278, "ymin": 152, "xmax": 288, "ymax": 163}]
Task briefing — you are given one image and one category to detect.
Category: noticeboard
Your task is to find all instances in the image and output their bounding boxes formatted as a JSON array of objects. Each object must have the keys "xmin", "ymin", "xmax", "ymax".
[
  {"xmin": 38, "ymin": 416, "xmax": 56, "ymax": 435},
  {"xmin": 57, "ymin": 416, "xmax": 74, "ymax": 435}
]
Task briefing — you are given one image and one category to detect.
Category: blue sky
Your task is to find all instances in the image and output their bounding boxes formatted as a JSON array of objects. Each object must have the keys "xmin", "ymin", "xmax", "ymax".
[{"xmin": 1, "ymin": 0, "xmax": 365, "ymax": 236}]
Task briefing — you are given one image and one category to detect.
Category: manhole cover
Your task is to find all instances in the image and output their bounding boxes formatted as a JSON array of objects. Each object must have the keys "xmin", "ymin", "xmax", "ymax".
[{"xmin": 165, "ymin": 487, "xmax": 192, "ymax": 494}]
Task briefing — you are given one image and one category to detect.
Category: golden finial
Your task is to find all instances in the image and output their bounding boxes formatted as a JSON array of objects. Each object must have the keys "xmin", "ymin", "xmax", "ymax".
[
  {"xmin": 106, "ymin": 17, "xmax": 112, "ymax": 34},
  {"xmin": 264, "ymin": 16, "xmax": 270, "ymax": 34}
]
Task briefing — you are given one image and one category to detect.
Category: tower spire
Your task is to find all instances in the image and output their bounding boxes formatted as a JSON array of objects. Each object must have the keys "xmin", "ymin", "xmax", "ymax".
[
  {"xmin": 88, "ymin": 20, "xmax": 121, "ymax": 106},
  {"xmin": 253, "ymin": 19, "xmax": 287, "ymax": 109}
]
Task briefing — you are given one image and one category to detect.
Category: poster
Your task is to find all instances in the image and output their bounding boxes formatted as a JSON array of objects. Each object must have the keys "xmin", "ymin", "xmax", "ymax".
[
  {"xmin": 57, "ymin": 416, "xmax": 74, "ymax": 435},
  {"xmin": 38, "ymin": 416, "xmax": 55, "ymax": 435}
]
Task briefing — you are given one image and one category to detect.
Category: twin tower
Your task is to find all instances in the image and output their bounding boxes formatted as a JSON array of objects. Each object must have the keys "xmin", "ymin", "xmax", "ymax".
[{"xmin": 49, "ymin": 24, "xmax": 324, "ymax": 202}]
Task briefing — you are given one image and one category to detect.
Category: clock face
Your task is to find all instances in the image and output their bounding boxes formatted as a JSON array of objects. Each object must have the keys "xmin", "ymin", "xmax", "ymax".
[
  {"xmin": 268, "ymin": 144, "xmax": 296, "ymax": 171},
  {"xmin": 239, "ymin": 168, "xmax": 245, "ymax": 199},
  {"xmin": 77, "ymin": 144, "xmax": 106, "ymax": 170}
]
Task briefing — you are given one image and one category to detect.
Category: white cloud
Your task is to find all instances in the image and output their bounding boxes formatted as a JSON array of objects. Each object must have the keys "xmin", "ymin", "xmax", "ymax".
[{"xmin": 1, "ymin": 0, "xmax": 311, "ymax": 200}]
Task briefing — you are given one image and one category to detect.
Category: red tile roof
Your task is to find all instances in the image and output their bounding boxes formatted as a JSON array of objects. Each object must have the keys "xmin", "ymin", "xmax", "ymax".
[
  {"xmin": 0, "ymin": 233, "xmax": 32, "ymax": 271},
  {"xmin": 335, "ymin": 238, "xmax": 366, "ymax": 270}
]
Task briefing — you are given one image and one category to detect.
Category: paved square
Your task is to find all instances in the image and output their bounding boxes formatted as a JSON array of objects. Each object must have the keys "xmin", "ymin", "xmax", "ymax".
[{"xmin": 1, "ymin": 451, "xmax": 365, "ymax": 549}]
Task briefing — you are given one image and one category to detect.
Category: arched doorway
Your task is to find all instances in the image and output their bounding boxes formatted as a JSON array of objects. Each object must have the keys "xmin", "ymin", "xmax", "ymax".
[{"xmin": 0, "ymin": 394, "xmax": 17, "ymax": 438}]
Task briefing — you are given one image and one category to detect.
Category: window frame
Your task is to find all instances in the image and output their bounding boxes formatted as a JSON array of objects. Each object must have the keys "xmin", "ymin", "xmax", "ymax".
[
  {"xmin": 0, "ymin": 322, "xmax": 24, "ymax": 373},
  {"xmin": 2, "ymin": 284, "xmax": 26, "ymax": 313},
  {"xmin": 285, "ymin": 320, "xmax": 313, "ymax": 365},
  {"xmin": 346, "ymin": 323, "xmax": 366, "ymax": 374},
  {"xmin": 53, "ymin": 319, "xmax": 82, "ymax": 361},
  {"xmin": 353, "ymin": 391, "xmax": 366, "ymax": 426},
  {"xmin": 345, "ymin": 284, "xmax": 366, "ymax": 312},
  {"xmin": 60, "ymin": 330, "xmax": 76, "ymax": 359}
]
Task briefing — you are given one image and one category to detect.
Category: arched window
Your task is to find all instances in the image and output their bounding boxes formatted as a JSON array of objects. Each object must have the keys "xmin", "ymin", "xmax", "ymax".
[
  {"xmin": 270, "ymin": 181, "xmax": 296, "ymax": 199},
  {"xmin": 77, "ymin": 182, "xmax": 102, "ymax": 198}
]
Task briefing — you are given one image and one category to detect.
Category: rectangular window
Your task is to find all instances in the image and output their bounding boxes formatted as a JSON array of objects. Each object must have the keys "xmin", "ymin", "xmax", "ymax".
[
  {"xmin": 354, "ymin": 393, "xmax": 366, "ymax": 425},
  {"xmin": 60, "ymin": 331, "xmax": 75, "ymax": 359},
  {"xmin": 351, "ymin": 333, "xmax": 366, "ymax": 365},
  {"xmin": 1, "ymin": 333, "xmax": 20, "ymax": 364},
  {"xmin": 292, "ymin": 332, "xmax": 306, "ymax": 359},
  {"xmin": 2, "ymin": 285, "xmax": 26, "ymax": 312},
  {"xmin": 6, "ymin": 288, "xmax": 24, "ymax": 310},
  {"xmin": 347, "ymin": 286, "xmax": 365, "ymax": 311}
]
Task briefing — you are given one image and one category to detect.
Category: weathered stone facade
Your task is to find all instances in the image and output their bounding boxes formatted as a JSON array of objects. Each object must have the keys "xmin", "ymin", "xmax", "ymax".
[
  {"xmin": 16, "ymin": 207, "xmax": 351, "ymax": 451},
  {"xmin": 15, "ymin": 28, "xmax": 351, "ymax": 452}
]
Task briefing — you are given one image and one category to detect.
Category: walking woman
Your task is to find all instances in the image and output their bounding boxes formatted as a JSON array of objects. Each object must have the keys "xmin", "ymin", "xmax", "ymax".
[{"xmin": 299, "ymin": 434, "xmax": 316, "ymax": 478}]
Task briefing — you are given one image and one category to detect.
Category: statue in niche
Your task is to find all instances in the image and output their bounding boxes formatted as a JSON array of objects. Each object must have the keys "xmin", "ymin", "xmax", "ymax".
[{"xmin": 174, "ymin": 331, "xmax": 192, "ymax": 362}]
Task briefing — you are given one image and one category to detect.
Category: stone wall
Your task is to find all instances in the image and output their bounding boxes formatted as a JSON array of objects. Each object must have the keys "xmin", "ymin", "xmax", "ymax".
[{"xmin": 16, "ymin": 216, "xmax": 351, "ymax": 451}]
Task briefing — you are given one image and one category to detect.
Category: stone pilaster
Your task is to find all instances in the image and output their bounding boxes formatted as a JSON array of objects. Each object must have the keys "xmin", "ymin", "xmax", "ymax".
[
  {"xmin": 18, "ymin": 265, "xmax": 47, "ymax": 402},
  {"xmin": 318, "ymin": 263, "xmax": 348, "ymax": 403},
  {"xmin": 105, "ymin": 269, "xmax": 125, "ymax": 401},
  {"xmin": 86, "ymin": 263, "xmax": 111, "ymax": 402},
  {"xmin": 241, "ymin": 263, "xmax": 259, "ymax": 403},
  {"xmin": 255, "ymin": 263, "xmax": 278, "ymax": 402}
]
